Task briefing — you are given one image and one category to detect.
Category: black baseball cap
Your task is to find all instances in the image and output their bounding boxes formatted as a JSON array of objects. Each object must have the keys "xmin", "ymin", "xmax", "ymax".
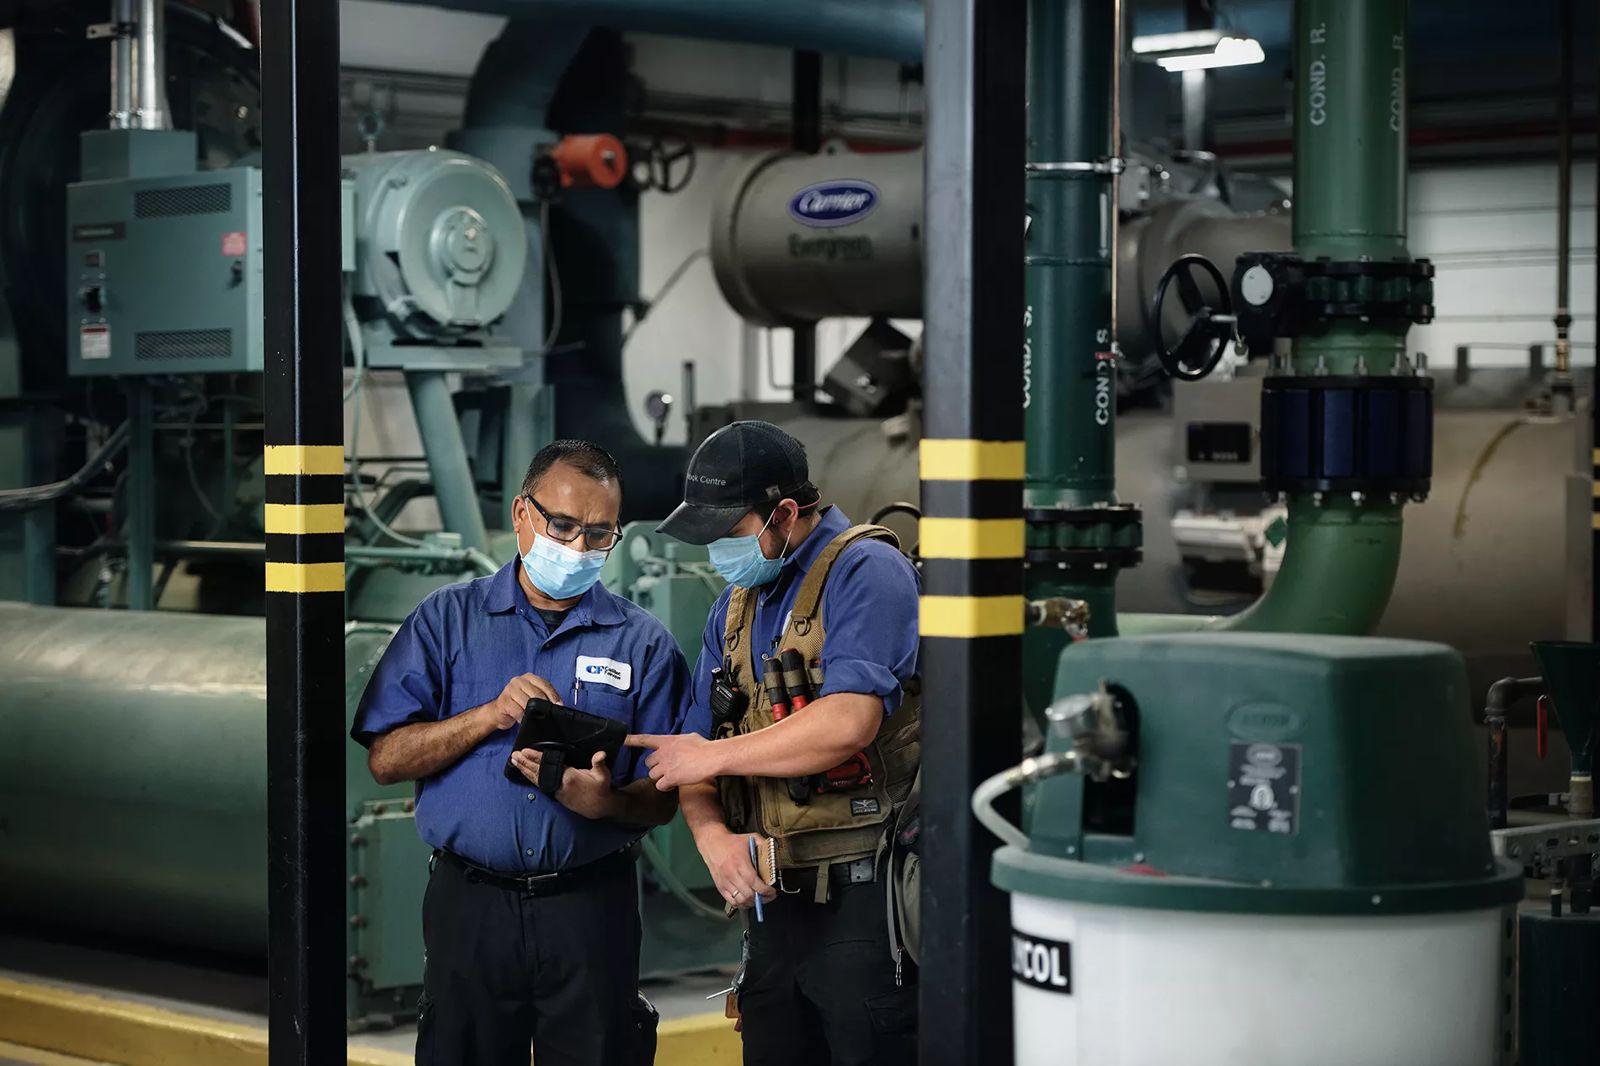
[{"xmin": 656, "ymin": 421, "xmax": 811, "ymax": 544}]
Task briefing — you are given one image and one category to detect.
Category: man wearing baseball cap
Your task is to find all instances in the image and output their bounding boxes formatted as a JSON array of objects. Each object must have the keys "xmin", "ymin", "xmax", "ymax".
[{"xmin": 625, "ymin": 421, "xmax": 921, "ymax": 1065}]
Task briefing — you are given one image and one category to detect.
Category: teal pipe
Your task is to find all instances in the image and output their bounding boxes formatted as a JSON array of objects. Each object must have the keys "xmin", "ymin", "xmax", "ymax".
[
  {"xmin": 391, "ymin": 0, "xmax": 924, "ymax": 61},
  {"xmin": 408, "ymin": 370, "xmax": 491, "ymax": 553},
  {"xmin": 0, "ymin": 605, "xmax": 402, "ymax": 955}
]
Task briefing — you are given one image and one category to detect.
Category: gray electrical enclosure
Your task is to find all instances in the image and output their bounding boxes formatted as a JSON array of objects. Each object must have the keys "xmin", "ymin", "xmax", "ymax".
[{"xmin": 65, "ymin": 166, "xmax": 262, "ymax": 376}]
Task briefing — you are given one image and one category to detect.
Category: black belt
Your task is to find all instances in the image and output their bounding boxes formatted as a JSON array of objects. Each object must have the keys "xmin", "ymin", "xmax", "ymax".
[
  {"xmin": 780, "ymin": 855, "xmax": 877, "ymax": 891},
  {"xmin": 437, "ymin": 844, "xmax": 638, "ymax": 897}
]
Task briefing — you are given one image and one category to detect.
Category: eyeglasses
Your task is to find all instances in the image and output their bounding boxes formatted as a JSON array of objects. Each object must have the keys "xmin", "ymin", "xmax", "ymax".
[{"xmin": 524, "ymin": 495, "xmax": 622, "ymax": 552}]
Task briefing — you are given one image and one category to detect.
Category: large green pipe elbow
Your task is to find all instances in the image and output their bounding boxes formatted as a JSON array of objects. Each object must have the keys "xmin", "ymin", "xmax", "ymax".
[
  {"xmin": 1214, "ymin": 499, "xmax": 1402, "ymax": 633},
  {"xmin": 1116, "ymin": 499, "xmax": 1403, "ymax": 637}
]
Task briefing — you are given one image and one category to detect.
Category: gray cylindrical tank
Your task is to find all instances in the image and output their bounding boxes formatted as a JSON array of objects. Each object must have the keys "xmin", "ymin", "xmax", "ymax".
[
  {"xmin": 778, "ymin": 404, "xmax": 1584, "ymax": 695},
  {"xmin": 1118, "ymin": 197, "xmax": 1293, "ymax": 354},
  {"xmin": 0, "ymin": 605, "xmax": 395, "ymax": 955},
  {"xmin": 345, "ymin": 149, "xmax": 526, "ymax": 338},
  {"xmin": 710, "ymin": 146, "xmax": 1292, "ymax": 363},
  {"xmin": 710, "ymin": 147, "xmax": 924, "ymax": 325}
]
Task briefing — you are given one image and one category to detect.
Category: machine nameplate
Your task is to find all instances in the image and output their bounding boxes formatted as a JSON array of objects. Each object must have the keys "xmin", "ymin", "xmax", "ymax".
[
  {"xmin": 1227, "ymin": 741, "xmax": 1300, "ymax": 834},
  {"xmin": 72, "ymin": 222, "xmax": 125, "ymax": 241}
]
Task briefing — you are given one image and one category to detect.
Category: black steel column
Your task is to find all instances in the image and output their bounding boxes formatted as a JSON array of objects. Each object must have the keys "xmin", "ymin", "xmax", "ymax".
[
  {"xmin": 262, "ymin": 2, "xmax": 346, "ymax": 1062},
  {"xmin": 919, "ymin": 1, "xmax": 1027, "ymax": 1064},
  {"xmin": 790, "ymin": 49, "xmax": 822, "ymax": 407}
]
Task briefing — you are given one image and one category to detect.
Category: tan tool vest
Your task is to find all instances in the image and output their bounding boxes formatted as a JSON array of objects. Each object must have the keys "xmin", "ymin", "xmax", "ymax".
[{"xmin": 715, "ymin": 524, "xmax": 922, "ymax": 899}]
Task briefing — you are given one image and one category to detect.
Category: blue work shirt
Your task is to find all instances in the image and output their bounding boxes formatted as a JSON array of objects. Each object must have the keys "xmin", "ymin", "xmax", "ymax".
[
  {"xmin": 351, "ymin": 558, "xmax": 694, "ymax": 873},
  {"xmin": 685, "ymin": 506, "xmax": 920, "ymax": 739}
]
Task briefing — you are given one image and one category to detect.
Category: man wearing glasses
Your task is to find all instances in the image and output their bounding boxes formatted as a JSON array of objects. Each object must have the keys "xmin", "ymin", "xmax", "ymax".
[{"xmin": 352, "ymin": 439, "xmax": 693, "ymax": 1066}]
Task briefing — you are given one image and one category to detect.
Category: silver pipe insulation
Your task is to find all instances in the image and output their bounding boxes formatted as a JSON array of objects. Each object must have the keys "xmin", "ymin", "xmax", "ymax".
[
  {"xmin": 135, "ymin": 0, "xmax": 166, "ymax": 129},
  {"xmin": 110, "ymin": 0, "xmax": 135, "ymax": 129}
]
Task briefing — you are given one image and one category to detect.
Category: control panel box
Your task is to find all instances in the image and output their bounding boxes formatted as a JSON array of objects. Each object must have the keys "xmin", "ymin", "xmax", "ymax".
[{"xmin": 66, "ymin": 167, "xmax": 262, "ymax": 376}]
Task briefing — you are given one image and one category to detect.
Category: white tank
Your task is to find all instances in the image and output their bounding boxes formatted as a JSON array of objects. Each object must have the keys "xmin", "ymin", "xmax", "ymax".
[{"xmin": 1010, "ymin": 892, "xmax": 1509, "ymax": 1066}]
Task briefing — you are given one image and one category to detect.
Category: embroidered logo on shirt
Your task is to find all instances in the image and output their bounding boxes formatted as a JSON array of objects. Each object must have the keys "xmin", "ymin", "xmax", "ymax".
[{"xmin": 576, "ymin": 655, "xmax": 632, "ymax": 691}]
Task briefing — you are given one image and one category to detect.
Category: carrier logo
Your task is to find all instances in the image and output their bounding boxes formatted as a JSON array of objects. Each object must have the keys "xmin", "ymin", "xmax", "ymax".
[
  {"xmin": 788, "ymin": 180, "xmax": 880, "ymax": 228},
  {"xmin": 576, "ymin": 656, "xmax": 632, "ymax": 692},
  {"xmin": 1011, "ymin": 931, "xmax": 1072, "ymax": 994}
]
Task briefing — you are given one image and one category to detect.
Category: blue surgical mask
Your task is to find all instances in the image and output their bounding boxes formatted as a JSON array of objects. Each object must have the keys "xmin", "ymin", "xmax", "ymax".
[
  {"xmin": 708, "ymin": 514, "xmax": 792, "ymax": 589},
  {"xmin": 521, "ymin": 532, "xmax": 607, "ymax": 600}
]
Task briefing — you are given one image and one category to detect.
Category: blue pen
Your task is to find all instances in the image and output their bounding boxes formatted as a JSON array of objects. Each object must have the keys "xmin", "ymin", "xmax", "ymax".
[{"xmin": 747, "ymin": 836, "xmax": 764, "ymax": 923}]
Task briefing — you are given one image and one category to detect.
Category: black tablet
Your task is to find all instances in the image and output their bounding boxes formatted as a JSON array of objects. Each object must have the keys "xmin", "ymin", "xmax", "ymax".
[{"xmin": 502, "ymin": 697, "xmax": 628, "ymax": 786}]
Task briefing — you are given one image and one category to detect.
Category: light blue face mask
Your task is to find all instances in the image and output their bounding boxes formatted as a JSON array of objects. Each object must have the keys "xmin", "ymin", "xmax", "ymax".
[
  {"xmin": 708, "ymin": 512, "xmax": 793, "ymax": 589},
  {"xmin": 521, "ymin": 531, "xmax": 607, "ymax": 601}
]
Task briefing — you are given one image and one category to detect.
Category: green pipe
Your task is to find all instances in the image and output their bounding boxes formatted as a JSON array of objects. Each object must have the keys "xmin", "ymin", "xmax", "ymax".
[
  {"xmin": 0, "ymin": 605, "xmax": 403, "ymax": 956},
  {"xmin": 1214, "ymin": 0, "xmax": 1413, "ymax": 635},
  {"xmin": 146, "ymin": 538, "xmax": 500, "ymax": 578},
  {"xmin": 1218, "ymin": 499, "xmax": 1401, "ymax": 633},
  {"xmin": 1023, "ymin": 0, "xmax": 1116, "ymax": 512},
  {"xmin": 1021, "ymin": 0, "xmax": 1124, "ymax": 716},
  {"xmin": 407, "ymin": 370, "xmax": 491, "ymax": 554}
]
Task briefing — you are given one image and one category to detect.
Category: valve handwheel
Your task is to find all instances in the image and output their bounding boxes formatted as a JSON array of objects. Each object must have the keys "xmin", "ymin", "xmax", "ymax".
[{"xmin": 1149, "ymin": 253, "xmax": 1238, "ymax": 382}]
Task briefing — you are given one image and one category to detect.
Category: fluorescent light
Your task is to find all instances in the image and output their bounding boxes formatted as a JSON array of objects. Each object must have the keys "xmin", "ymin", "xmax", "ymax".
[
  {"xmin": 1155, "ymin": 36, "xmax": 1265, "ymax": 72},
  {"xmin": 1131, "ymin": 29, "xmax": 1225, "ymax": 55}
]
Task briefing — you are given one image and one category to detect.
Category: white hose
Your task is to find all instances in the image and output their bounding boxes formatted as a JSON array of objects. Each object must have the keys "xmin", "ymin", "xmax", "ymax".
[{"xmin": 971, "ymin": 751, "xmax": 1080, "ymax": 849}]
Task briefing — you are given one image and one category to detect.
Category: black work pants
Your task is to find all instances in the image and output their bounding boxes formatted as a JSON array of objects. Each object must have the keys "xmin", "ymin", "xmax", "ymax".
[
  {"xmin": 738, "ymin": 878, "xmax": 918, "ymax": 1066},
  {"xmin": 416, "ymin": 853, "xmax": 643, "ymax": 1066}
]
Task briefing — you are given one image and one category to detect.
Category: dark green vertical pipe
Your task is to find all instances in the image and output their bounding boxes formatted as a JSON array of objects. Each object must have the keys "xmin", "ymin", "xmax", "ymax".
[
  {"xmin": 1023, "ymin": 0, "xmax": 1116, "ymax": 511},
  {"xmin": 1022, "ymin": 0, "xmax": 1124, "ymax": 717}
]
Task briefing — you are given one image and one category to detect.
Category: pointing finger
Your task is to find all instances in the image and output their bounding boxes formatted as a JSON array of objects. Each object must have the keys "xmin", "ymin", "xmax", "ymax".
[{"xmin": 623, "ymin": 734, "xmax": 667, "ymax": 750}]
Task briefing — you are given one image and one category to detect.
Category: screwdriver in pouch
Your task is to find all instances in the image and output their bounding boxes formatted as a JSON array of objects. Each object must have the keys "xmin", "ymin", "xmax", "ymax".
[
  {"xmin": 763, "ymin": 655, "xmax": 811, "ymax": 804},
  {"xmin": 780, "ymin": 647, "xmax": 874, "ymax": 792}
]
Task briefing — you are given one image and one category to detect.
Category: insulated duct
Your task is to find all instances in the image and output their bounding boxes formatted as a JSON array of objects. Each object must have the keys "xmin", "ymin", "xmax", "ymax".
[{"xmin": 383, "ymin": 0, "xmax": 923, "ymax": 62}]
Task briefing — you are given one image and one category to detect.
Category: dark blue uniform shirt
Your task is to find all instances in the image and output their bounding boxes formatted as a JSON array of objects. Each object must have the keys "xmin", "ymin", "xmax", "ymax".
[
  {"xmin": 351, "ymin": 558, "xmax": 694, "ymax": 873},
  {"xmin": 685, "ymin": 506, "xmax": 920, "ymax": 739}
]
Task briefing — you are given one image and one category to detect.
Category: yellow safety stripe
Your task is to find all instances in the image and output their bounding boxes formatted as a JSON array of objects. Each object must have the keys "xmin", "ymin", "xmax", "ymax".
[
  {"xmin": 262, "ymin": 444, "xmax": 345, "ymax": 476},
  {"xmin": 1593, "ymin": 513, "xmax": 1600, "ymax": 531},
  {"xmin": 920, "ymin": 594, "xmax": 1025, "ymax": 638},
  {"xmin": 263, "ymin": 502, "xmax": 346, "ymax": 535},
  {"xmin": 265, "ymin": 561, "xmax": 345, "ymax": 594},
  {"xmin": 920, "ymin": 439, "xmax": 1025, "ymax": 481},
  {"xmin": 918, "ymin": 517, "xmax": 1025, "ymax": 559},
  {"xmin": 1592, "ymin": 447, "xmax": 1600, "ymax": 466}
]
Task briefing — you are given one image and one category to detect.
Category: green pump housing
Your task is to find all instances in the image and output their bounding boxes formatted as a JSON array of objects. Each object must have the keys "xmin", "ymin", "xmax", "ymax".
[{"xmin": 1001, "ymin": 633, "xmax": 1522, "ymax": 914}]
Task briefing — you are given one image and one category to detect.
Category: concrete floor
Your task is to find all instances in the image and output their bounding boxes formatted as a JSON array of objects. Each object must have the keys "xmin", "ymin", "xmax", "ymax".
[{"xmin": 0, "ymin": 930, "xmax": 734, "ymax": 1061}]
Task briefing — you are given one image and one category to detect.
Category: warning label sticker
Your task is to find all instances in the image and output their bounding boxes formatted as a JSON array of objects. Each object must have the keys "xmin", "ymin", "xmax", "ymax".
[
  {"xmin": 1227, "ymin": 741, "xmax": 1300, "ymax": 834},
  {"xmin": 80, "ymin": 324, "xmax": 110, "ymax": 360},
  {"xmin": 222, "ymin": 231, "xmax": 248, "ymax": 257}
]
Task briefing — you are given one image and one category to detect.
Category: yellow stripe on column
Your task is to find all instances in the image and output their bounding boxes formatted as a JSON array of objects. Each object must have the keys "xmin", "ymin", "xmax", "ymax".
[
  {"xmin": 265, "ymin": 561, "xmax": 345, "ymax": 593},
  {"xmin": 919, "ymin": 517, "xmax": 1025, "ymax": 559},
  {"xmin": 263, "ymin": 502, "xmax": 346, "ymax": 534},
  {"xmin": 262, "ymin": 444, "xmax": 345, "ymax": 476},
  {"xmin": 920, "ymin": 594, "xmax": 1025, "ymax": 638},
  {"xmin": 1593, "ymin": 513, "xmax": 1600, "ymax": 531},
  {"xmin": 919, "ymin": 439, "xmax": 1025, "ymax": 481}
]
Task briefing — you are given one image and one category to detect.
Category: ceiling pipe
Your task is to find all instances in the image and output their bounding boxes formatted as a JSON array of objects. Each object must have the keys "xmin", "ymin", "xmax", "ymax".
[{"xmin": 383, "ymin": 0, "xmax": 923, "ymax": 62}]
